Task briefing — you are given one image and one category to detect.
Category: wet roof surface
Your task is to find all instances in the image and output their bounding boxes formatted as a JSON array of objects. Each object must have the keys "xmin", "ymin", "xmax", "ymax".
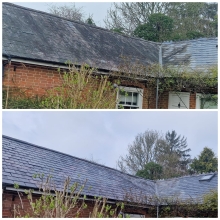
[{"xmin": 2, "ymin": 135, "xmax": 217, "ymax": 204}]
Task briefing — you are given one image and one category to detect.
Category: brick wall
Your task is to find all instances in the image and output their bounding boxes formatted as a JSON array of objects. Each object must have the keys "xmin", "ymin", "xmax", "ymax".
[
  {"xmin": 3, "ymin": 62, "xmax": 62, "ymax": 97},
  {"xmin": 2, "ymin": 190, "xmax": 151, "ymax": 218},
  {"xmin": 2, "ymin": 61, "xmax": 201, "ymax": 109}
]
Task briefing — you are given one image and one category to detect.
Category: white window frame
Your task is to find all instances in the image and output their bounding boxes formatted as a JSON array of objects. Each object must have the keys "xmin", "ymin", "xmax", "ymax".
[
  {"xmin": 116, "ymin": 86, "xmax": 143, "ymax": 109},
  {"xmin": 168, "ymin": 92, "xmax": 190, "ymax": 109},
  {"xmin": 196, "ymin": 93, "xmax": 218, "ymax": 109}
]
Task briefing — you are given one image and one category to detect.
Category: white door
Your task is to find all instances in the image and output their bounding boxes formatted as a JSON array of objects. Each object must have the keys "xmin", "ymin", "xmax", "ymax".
[{"xmin": 168, "ymin": 92, "xmax": 190, "ymax": 109}]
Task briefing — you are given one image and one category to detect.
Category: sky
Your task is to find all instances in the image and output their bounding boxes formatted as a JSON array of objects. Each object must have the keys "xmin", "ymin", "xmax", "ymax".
[
  {"xmin": 2, "ymin": 111, "xmax": 218, "ymax": 169},
  {"xmin": 13, "ymin": 2, "xmax": 113, "ymax": 27}
]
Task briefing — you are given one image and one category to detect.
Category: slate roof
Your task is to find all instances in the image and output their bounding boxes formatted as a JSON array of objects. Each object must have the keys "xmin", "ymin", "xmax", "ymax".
[
  {"xmin": 162, "ymin": 38, "xmax": 218, "ymax": 70},
  {"xmin": 156, "ymin": 172, "xmax": 218, "ymax": 202},
  {"xmin": 2, "ymin": 2, "xmax": 159, "ymax": 71},
  {"xmin": 2, "ymin": 135, "xmax": 156, "ymax": 203},
  {"xmin": 2, "ymin": 3, "xmax": 217, "ymax": 73},
  {"xmin": 2, "ymin": 135, "xmax": 218, "ymax": 205}
]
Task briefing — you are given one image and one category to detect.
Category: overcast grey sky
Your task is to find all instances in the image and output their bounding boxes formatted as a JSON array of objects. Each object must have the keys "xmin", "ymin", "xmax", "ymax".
[
  {"xmin": 13, "ymin": 2, "xmax": 112, "ymax": 27},
  {"xmin": 2, "ymin": 111, "xmax": 218, "ymax": 169}
]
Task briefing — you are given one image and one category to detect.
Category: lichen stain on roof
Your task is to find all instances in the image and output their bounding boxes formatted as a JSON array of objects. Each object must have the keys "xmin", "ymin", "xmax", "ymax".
[
  {"xmin": 2, "ymin": 2, "xmax": 159, "ymax": 71},
  {"xmin": 162, "ymin": 38, "xmax": 218, "ymax": 70}
]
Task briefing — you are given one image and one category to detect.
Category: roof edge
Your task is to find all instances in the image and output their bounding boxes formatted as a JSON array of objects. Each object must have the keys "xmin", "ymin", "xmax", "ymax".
[
  {"xmin": 2, "ymin": 135, "xmax": 155, "ymax": 183},
  {"xmin": 3, "ymin": 2, "xmax": 160, "ymax": 46}
]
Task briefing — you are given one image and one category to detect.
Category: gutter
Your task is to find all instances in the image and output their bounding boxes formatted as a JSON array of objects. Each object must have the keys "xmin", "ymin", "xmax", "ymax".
[
  {"xmin": 5, "ymin": 186, "xmax": 151, "ymax": 209},
  {"xmin": 2, "ymin": 55, "xmax": 156, "ymax": 82},
  {"xmin": 2, "ymin": 56, "xmax": 70, "ymax": 70}
]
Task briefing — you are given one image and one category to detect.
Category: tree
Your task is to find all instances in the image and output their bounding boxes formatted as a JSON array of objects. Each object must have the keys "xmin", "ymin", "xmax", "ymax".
[
  {"xmin": 133, "ymin": 13, "xmax": 174, "ymax": 42},
  {"xmin": 136, "ymin": 162, "xmax": 163, "ymax": 180},
  {"xmin": 105, "ymin": 2, "xmax": 218, "ymax": 39},
  {"xmin": 85, "ymin": 16, "xmax": 96, "ymax": 26},
  {"xmin": 155, "ymin": 138, "xmax": 188, "ymax": 178},
  {"xmin": 117, "ymin": 130, "xmax": 163, "ymax": 174},
  {"xmin": 189, "ymin": 147, "xmax": 218, "ymax": 174},
  {"xmin": 167, "ymin": 2, "xmax": 217, "ymax": 40},
  {"xmin": 165, "ymin": 130, "xmax": 191, "ymax": 170},
  {"xmin": 104, "ymin": 2, "xmax": 171, "ymax": 35},
  {"xmin": 117, "ymin": 130, "xmax": 191, "ymax": 178},
  {"xmin": 47, "ymin": 3, "xmax": 85, "ymax": 22}
]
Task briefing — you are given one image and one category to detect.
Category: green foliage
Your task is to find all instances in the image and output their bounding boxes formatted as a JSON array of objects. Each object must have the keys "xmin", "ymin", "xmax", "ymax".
[
  {"xmin": 117, "ymin": 59, "xmax": 218, "ymax": 109},
  {"xmin": 85, "ymin": 16, "xmax": 96, "ymax": 26},
  {"xmin": 3, "ymin": 63, "xmax": 118, "ymax": 109},
  {"xmin": 106, "ymin": 2, "xmax": 217, "ymax": 39},
  {"xmin": 14, "ymin": 183, "xmax": 19, "ymax": 189},
  {"xmin": 117, "ymin": 129, "xmax": 191, "ymax": 179},
  {"xmin": 189, "ymin": 147, "xmax": 218, "ymax": 174},
  {"xmin": 133, "ymin": 13, "xmax": 174, "ymax": 42},
  {"xmin": 2, "ymin": 90, "xmax": 43, "ymax": 109},
  {"xmin": 13, "ymin": 173, "xmax": 125, "ymax": 218},
  {"xmin": 200, "ymin": 190, "xmax": 218, "ymax": 212},
  {"xmin": 136, "ymin": 162, "xmax": 163, "ymax": 180},
  {"xmin": 165, "ymin": 130, "xmax": 191, "ymax": 169},
  {"xmin": 186, "ymin": 31, "xmax": 204, "ymax": 40},
  {"xmin": 148, "ymin": 191, "xmax": 218, "ymax": 217},
  {"xmin": 90, "ymin": 197, "xmax": 124, "ymax": 218}
]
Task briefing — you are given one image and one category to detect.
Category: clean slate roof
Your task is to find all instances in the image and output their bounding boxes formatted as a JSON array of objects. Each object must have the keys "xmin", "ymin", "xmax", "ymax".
[
  {"xmin": 2, "ymin": 135, "xmax": 155, "ymax": 203},
  {"xmin": 2, "ymin": 2, "xmax": 159, "ymax": 71},
  {"xmin": 2, "ymin": 135, "xmax": 218, "ymax": 205},
  {"xmin": 156, "ymin": 172, "xmax": 218, "ymax": 202},
  {"xmin": 2, "ymin": 3, "xmax": 217, "ymax": 72}
]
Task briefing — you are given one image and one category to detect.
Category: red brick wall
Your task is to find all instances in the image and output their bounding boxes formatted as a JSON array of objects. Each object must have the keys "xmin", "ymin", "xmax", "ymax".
[
  {"xmin": 3, "ymin": 62, "xmax": 62, "ymax": 97},
  {"xmin": 2, "ymin": 61, "xmax": 200, "ymax": 109},
  {"xmin": 2, "ymin": 190, "xmax": 150, "ymax": 218},
  {"xmin": 189, "ymin": 93, "xmax": 196, "ymax": 109}
]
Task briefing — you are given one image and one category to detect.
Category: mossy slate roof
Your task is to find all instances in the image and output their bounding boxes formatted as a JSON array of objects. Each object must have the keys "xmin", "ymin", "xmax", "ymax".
[
  {"xmin": 3, "ymin": 3, "xmax": 217, "ymax": 72},
  {"xmin": 2, "ymin": 2, "xmax": 159, "ymax": 71},
  {"xmin": 2, "ymin": 135, "xmax": 218, "ymax": 204}
]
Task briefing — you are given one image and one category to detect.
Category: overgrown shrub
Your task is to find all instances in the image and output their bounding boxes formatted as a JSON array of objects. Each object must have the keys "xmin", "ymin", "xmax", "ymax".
[{"xmin": 13, "ymin": 174, "xmax": 125, "ymax": 218}]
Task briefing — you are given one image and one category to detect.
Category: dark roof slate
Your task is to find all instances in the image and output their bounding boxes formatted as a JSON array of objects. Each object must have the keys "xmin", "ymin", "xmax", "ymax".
[
  {"xmin": 156, "ymin": 172, "xmax": 218, "ymax": 202},
  {"xmin": 2, "ymin": 2, "xmax": 159, "ymax": 71},
  {"xmin": 3, "ymin": 3, "xmax": 217, "ymax": 72},
  {"xmin": 2, "ymin": 135, "xmax": 218, "ymax": 204},
  {"xmin": 2, "ymin": 135, "xmax": 155, "ymax": 203}
]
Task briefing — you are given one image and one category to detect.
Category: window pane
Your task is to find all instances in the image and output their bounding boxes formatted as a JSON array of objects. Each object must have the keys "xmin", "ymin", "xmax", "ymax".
[
  {"xmin": 132, "ymin": 92, "xmax": 138, "ymax": 105},
  {"xmin": 118, "ymin": 88, "xmax": 142, "ymax": 109},
  {"xmin": 125, "ymin": 92, "xmax": 132, "ymax": 105}
]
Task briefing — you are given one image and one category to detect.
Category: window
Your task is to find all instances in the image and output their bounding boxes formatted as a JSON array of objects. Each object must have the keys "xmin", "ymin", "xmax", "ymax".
[
  {"xmin": 196, "ymin": 93, "xmax": 218, "ymax": 109},
  {"xmin": 117, "ymin": 87, "xmax": 143, "ymax": 109},
  {"xmin": 168, "ymin": 92, "xmax": 190, "ymax": 109}
]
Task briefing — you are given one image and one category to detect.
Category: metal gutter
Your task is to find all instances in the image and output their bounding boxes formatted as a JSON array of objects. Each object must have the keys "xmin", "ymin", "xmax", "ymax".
[
  {"xmin": 5, "ymin": 186, "xmax": 152, "ymax": 208},
  {"xmin": 2, "ymin": 56, "xmax": 69, "ymax": 69}
]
